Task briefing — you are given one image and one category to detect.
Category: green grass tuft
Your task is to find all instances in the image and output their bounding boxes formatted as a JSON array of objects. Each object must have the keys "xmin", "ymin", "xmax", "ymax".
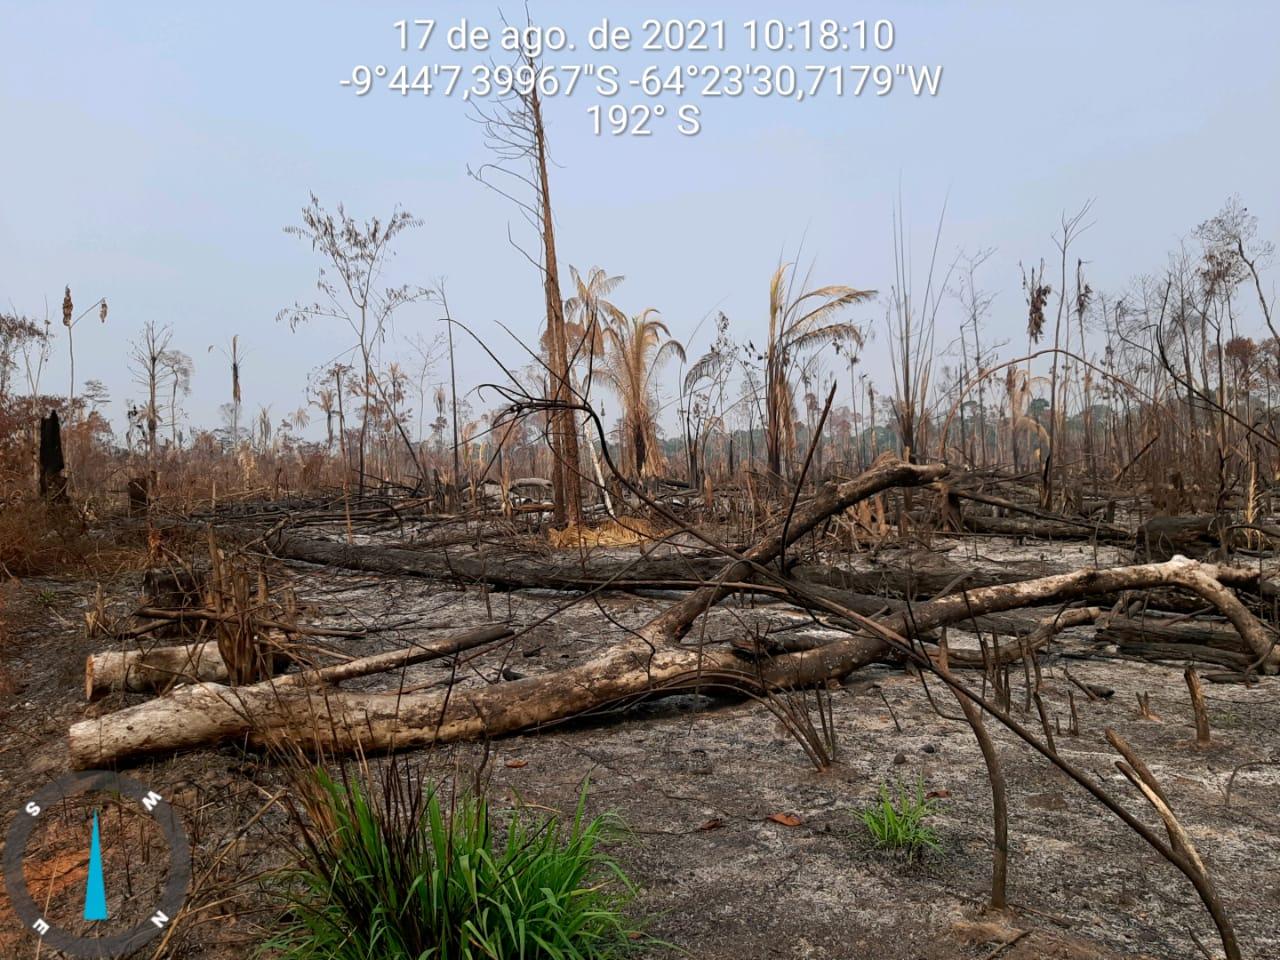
[
  {"xmin": 860, "ymin": 777, "xmax": 941, "ymax": 859},
  {"xmin": 260, "ymin": 764, "xmax": 640, "ymax": 960}
]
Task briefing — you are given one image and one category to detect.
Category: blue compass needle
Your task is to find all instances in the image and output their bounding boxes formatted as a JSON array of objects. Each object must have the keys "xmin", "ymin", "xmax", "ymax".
[{"xmin": 83, "ymin": 810, "xmax": 108, "ymax": 921}]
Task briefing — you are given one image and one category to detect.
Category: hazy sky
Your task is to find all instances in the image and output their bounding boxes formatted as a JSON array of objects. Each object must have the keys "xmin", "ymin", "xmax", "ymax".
[{"xmin": 2, "ymin": 1, "xmax": 1277, "ymax": 438}]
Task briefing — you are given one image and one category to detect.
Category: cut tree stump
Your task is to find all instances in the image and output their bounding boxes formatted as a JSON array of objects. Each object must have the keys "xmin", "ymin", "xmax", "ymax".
[
  {"xmin": 87, "ymin": 641, "xmax": 230, "ymax": 699},
  {"xmin": 140, "ymin": 567, "xmax": 207, "ymax": 638},
  {"xmin": 85, "ymin": 637, "xmax": 297, "ymax": 700}
]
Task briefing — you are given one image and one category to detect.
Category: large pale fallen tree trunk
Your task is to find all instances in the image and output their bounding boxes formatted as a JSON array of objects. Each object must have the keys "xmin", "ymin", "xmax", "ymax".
[
  {"xmin": 734, "ymin": 581, "xmax": 1074, "ymax": 645},
  {"xmin": 767, "ymin": 557, "xmax": 1280, "ymax": 681},
  {"xmin": 68, "ymin": 462, "xmax": 1278, "ymax": 768}
]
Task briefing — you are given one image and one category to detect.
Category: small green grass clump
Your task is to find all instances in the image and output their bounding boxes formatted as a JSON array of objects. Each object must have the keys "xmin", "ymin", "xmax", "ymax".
[
  {"xmin": 262, "ymin": 766, "xmax": 639, "ymax": 960},
  {"xmin": 860, "ymin": 778, "xmax": 941, "ymax": 859}
]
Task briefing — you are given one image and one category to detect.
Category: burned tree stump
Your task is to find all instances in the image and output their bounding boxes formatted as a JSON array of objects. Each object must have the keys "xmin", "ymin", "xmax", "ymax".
[
  {"xmin": 38, "ymin": 411, "xmax": 69, "ymax": 503},
  {"xmin": 1184, "ymin": 667, "xmax": 1212, "ymax": 746},
  {"xmin": 143, "ymin": 566, "xmax": 207, "ymax": 608},
  {"xmin": 1137, "ymin": 515, "xmax": 1227, "ymax": 561},
  {"xmin": 141, "ymin": 565, "xmax": 208, "ymax": 638},
  {"xmin": 126, "ymin": 475, "xmax": 153, "ymax": 517}
]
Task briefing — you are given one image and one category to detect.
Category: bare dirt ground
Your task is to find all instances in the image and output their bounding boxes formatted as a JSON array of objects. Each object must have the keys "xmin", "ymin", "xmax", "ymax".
[{"xmin": 2, "ymin": 528, "xmax": 1278, "ymax": 959}]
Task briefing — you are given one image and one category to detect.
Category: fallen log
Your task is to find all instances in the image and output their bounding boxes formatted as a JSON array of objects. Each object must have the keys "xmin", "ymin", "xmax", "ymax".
[
  {"xmin": 70, "ymin": 460, "xmax": 945, "ymax": 767},
  {"xmin": 1097, "ymin": 616, "xmax": 1248, "ymax": 653},
  {"xmin": 85, "ymin": 619, "xmax": 460, "ymax": 700},
  {"xmin": 133, "ymin": 606, "xmax": 366, "ymax": 638},
  {"xmin": 264, "ymin": 624, "xmax": 512, "ymax": 688},
  {"xmin": 940, "ymin": 484, "xmax": 1127, "ymax": 539},
  {"xmin": 70, "ymin": 558, "xmax": 1276, "ymax": 767},
  {"xmin": 1137, "ymin": 515, "xmax": 1226, "ymax": 561},
  {"xmin": 802, "ymin": 559, "xmax": 1280, "ymax": 616},
  {"xmin": 266, "ymin": 530, "xmax": 730, "ymax": 591},
  {"xmin": 943, "ymin": 607, "xmax": 1102, "ymax": 667},
  {"xmin": 70, "ymin": 623, "xmax": 512, "ymax": 766},
  {"xmin": 269, "ymin": 508, "xmax": 1258, "ymax": 616},
  {"xmin": 959, "ymin": 514, "xmax": 1133, "ymax": 544},
  {"xmin": 1113, "ymin": 642, "xmax": 1250, "ymax": 670},
  {"xmin": 267, "ymin": 529, "xmax": 1073, "ymax": 604},
  {"xmin": 728, "ymin": 583, "xmax": 1085, "ymax": 656},
  {"xmin": 788, "ymin": 563, "xmax": 1028, "ymax": 597},
  {"xmin": 772, "ymin": 557, "xmax": 1279, "ymax": 682}
]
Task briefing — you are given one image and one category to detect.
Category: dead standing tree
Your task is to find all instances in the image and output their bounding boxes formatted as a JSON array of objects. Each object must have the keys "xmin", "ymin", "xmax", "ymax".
[
  {"xmin": 886, "ymin": 201, "xmax": 951, "ymax": 464},
  {"xmin": 599, "ymin": 309, "xmax": 685, "ymax": 487},
  {"xmin": 470, "ymin": 53, "xmax": 583, "ymax": 525},
  {"xmin": 62, "ymin": 286, "xmax": 108, "ymax": 409},
  {"xmin": 278, "ymin": 196, "xmax": 432, "ymax": 493},
  {"xmin": 1042, "ymin": 203, "xmax": 1094, "ymax": 509},
  {"xmin": 38, "ymin": 409, "xmax": 68, "ymax": 503},
  {"xmin": 127, "ymin": 321, "xmax": 186, "ymax": 508}
]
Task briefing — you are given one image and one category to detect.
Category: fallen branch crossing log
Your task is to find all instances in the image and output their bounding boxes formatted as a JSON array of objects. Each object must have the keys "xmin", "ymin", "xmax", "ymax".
[{"xmin": 68, "ymin": 461, "xmax": 1279, "ymax": 768}]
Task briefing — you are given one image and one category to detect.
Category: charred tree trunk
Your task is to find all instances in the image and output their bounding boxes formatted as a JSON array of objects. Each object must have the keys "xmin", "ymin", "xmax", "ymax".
[
  {"xmin": 530, "ymin": 81, "xmax": 582, "ymax": 527},
  {"xmin": 127, "ymin": 476, "xmax": 150, "ymax": 518},
  {"xmin": 1137, "ymin": 515, "xmax": 1228, "ymax": 561},
  {"xmin": 39, "ymin": 410, "xmax": 69, "ymax": 503}
]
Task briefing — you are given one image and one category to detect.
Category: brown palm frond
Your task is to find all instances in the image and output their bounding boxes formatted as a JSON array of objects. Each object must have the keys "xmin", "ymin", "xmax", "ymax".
[
  {"xmin": 683, "ymin": 347, "xmax": 728, "ymax": 395},
  {"xmin": 785, "ymin": 321, "xmax": 866, "ymax": 354},
  {"xmin": 764, "ymin": 263, "xmax": 874, "ymax": 479}
]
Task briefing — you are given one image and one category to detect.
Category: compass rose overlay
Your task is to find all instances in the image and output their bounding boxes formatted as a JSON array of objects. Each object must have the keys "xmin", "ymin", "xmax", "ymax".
[{"xmin": 3, "ymin": 770, "xmax": 192, "ymax": 959}]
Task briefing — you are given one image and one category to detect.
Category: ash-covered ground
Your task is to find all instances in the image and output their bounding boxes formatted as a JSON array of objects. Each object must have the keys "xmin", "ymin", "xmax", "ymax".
[{"xmin": 2, "ymin": 528, "xmax": 1277, "ymax": 959}]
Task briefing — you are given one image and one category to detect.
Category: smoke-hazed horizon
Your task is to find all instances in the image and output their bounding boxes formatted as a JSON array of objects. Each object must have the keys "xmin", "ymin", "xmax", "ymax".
[{"xmin": 2, "ymin": 1, "xmax": 1277, "ymax": 444}]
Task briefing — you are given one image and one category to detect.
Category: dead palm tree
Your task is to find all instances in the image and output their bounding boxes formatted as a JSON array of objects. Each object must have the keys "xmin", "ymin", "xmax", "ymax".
[
  {"xmin": 310, "ymin": 387, "xmax": 337, "ymax": 449},
  {"xmin": 765, "ymin": 263, "xmax": 874, "ymax": 480},
  {"xmin": 563, "ymin": 266, "xmax": 625, "ymax": 389},
  {"xmin": 563, "ymin": 266, "xmax": 625, "ymax": 509},
  {"xmin": 601, "ymin": 309, "xmax": 685, "ymax": 484},
  {"xmin": 1003, "ymin": 367, "xmax": 1051, "ymax": 472}
]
